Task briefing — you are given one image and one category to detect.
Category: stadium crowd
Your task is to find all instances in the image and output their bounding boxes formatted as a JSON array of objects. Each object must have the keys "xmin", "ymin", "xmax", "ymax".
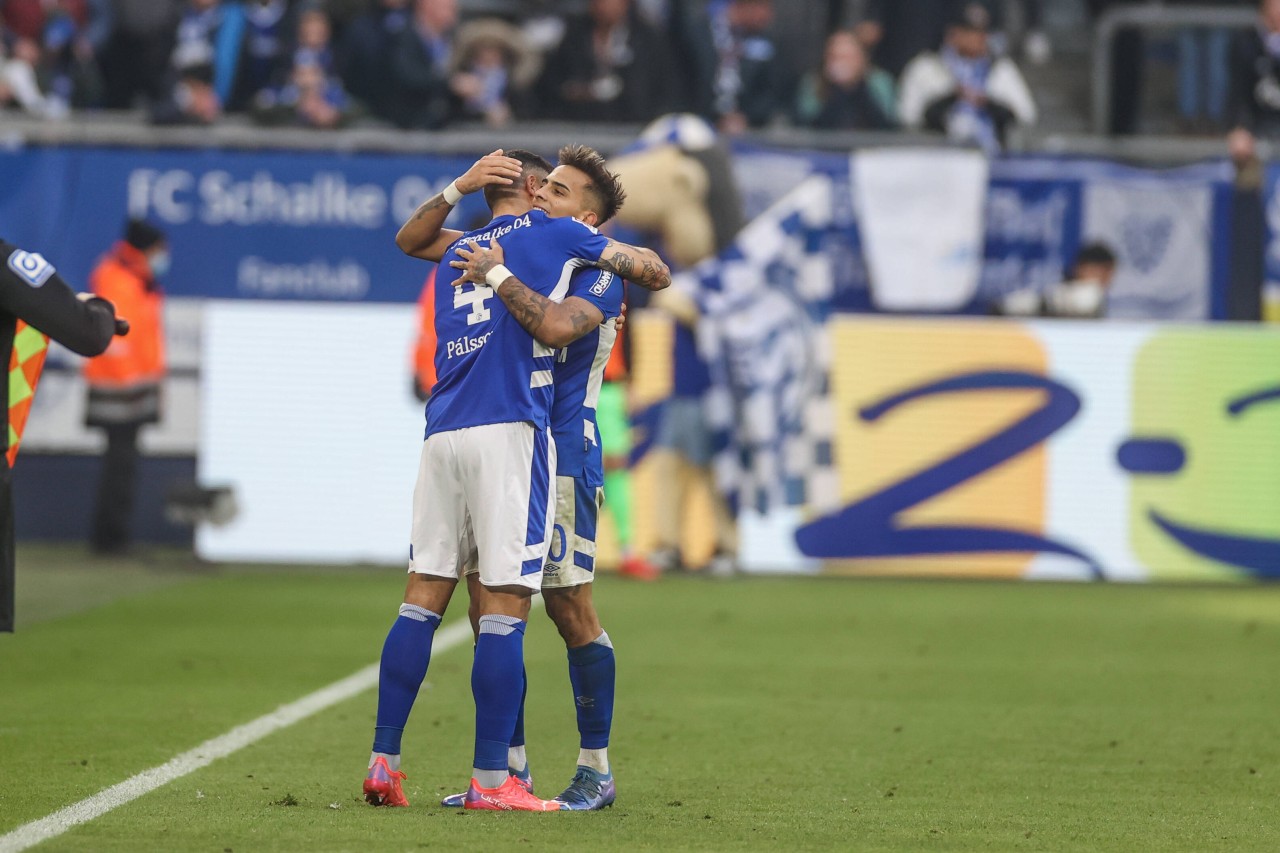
[
  {"xmin": 4, "ymin": 0, "xmax": 1278, "ymax": 151},
  {"xmin": 0, "ymin": 0, "xmax": 1054, "ymax": 148}
]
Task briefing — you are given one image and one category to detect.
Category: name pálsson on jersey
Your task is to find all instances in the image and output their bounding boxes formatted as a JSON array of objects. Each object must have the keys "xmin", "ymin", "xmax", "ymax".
[{"xmin": 445, "ymin": 330, "xmax": 493, "ymax": 359}]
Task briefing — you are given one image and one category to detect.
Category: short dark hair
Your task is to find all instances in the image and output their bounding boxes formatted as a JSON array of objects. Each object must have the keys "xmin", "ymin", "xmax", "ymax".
[
  {"xmin": 124, "ymin": 218, "xmax": 165, "ymax": 251},
  {"xmin": 557, "ymin": 144, "xmax": 627, "ymax": 225},
  {"xmin": 1075, "ymin": 242, "xmax": 1117, "ymax": 268},
  {"xmin": 483, "ymin": 148, "xmax": 553, "ymax": 209}
]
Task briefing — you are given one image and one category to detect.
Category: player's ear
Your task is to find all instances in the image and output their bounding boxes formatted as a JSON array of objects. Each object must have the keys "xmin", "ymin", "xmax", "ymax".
[
  {"xmin": 578, "ymin": 211, "xmax": 600, "ymax": 228},
  {"xmin": 524, "ymin": 173, "xmax": 540, "ymax": 196}
]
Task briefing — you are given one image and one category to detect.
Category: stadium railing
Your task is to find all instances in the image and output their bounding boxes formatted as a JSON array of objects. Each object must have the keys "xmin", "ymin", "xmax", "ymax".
[
  {"xmin": 0, "ymin": 111, "xmax": 1242, "ymax": 167},
  {"xmin": 1091, "ymin": 3, "xmax": 1260, "ymax": 137}
]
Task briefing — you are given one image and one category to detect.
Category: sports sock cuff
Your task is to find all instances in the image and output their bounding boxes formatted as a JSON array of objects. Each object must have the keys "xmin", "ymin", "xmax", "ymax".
[
  {"xmin": 568, "ymin": 639, "xmax": 613, "ymax": 666},
  {"xmin": 593, "ymin": 631, "xmax": 613, "ymax": 649},
  {"xmin": 478, "ymin": 614, "xmax": 526, "ymax": 636},
  {"xmin": 398, "ymin": 604, "xmax": 442, "ymax": 624}
]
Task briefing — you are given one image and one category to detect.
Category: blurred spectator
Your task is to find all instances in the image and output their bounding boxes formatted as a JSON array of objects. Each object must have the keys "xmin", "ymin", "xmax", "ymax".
[
  {"xmin": 793, "ymin": 28, "xmax": 896, "ymax": 129},
  {"xmin": 766, "ymin": 0, "xmax": 858, "ymax": 99},
  {"xmin": 292, "ymin": 3, "xmax": 335, "ymax": 72},
  {"xmin": 537, "ymin": 0, "xmax": 675, "ymax": 124},
  {"xmin": 83, "ymin": 219, "xmax": 169, "ymax": 557},
  {"xmin": 385, "ymin": 0, "xmax": 461, "ymax": 129},
  {"xmin": 0, "ymin": 23, "xmax": 56, "ymax": 116},
  {"xmin": 1171, "ymin": 0, "xmax": 1252, "ymax": 133},
  {"xmin": 648, "ymin": 0, "xmax": 717, "ymax": 115},
  {"xmin": 899, "ymin": 2, "xmax": 1036, "ymax": 153},
  {"xmin": 234, "ymin": 0, "xmax": 290, "ymax": 110},
  {"xmin": 1228, "ymin": 0, "xmax": 1280, "ymax": 165},
  {"xmin": 172, "ymin": 0, "xmax": 246, "ymax": 111},
  {"xmin": 102, "ymin": 0, "xmax": 180, "ymax": 109},
  {"xmin": 1018, "ymin": 0, "xmax": 1051, "ymax": 65},
  {"xmin": 999, "ymin": 242, "xmax": 1117, "ymax": 319},
  {"xmin": 1180, "ymin": 25, "xmax": 1231, "ymax": 132},
  {"xmin": 249, "ymin": 1, "xmax": 349, "ymax": 127},
  {"xmin": 2, "ymin": 0, "xmax": 48, "ymax": 40},
  {"xmin": 339, "ymin": 0, "xmax": 408, "ymax": 121},
  {"xmin": 449, "ymin": 18, "xmax": 539, "ymax": 126},
  {"xmin": 40, "ymin": 0, "xmax": 109, "ymax": 111},
  {"xmin": 856, "ymin": 0, "xmax": 956, "ymax": 79},
  {"xmin": 858, "ymin": 0, "xmax": 1040, "ymax": 76},
  {"xmin": 150, "ymin": 52, "xmax": 221, "ymax": 124},
  {"xmin": 253, "ymin": 56, "xmax": 356, "ymax": 128},
  {"xmin": 702, "ymin": 0, "xmax": 785, "ymax": 132},
  {"xmin": 1087, "ymin": 0, "xmax": 1144, "ymax": 135},
  {"xmin": 324, "ymin": 0, "xmax": 366, "ymax": 29}
]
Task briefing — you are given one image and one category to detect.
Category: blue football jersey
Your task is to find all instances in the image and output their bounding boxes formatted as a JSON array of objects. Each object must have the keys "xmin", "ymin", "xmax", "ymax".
[
  {"xmin": 425, "ymin": 211, "xmax": 609, "ymax": 438},
  {"xmin": 551, "ymin": 267, "xmax": 624, "ymax": 486}
]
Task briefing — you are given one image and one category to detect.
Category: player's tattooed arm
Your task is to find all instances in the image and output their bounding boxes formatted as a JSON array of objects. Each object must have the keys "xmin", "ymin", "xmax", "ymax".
[
  {"xmin": 451, "ymin": 239, "xmax": 605, "ymax": 348},
  {"xmin": 596, "ymin": 239, "xmax": 671, "ymax": 291},
  {"xmin": 394, "ymin": 150, "xmax": 524, "ymax": 262}
]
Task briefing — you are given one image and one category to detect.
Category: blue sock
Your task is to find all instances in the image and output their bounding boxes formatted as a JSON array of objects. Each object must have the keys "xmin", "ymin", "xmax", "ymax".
[
  {"xmin": 472, "ymin": 615, "xmax": 526, "ymax": 781},
  {"xmin": 372, "ymin": 604, "xmax": 441, "ymax": 756},
  {"xmin": 511, "ymin": 667, "xmax": 527, "ymax": 749},
  {"xmin": 568, "ymin": 631, "xmax": 615, "ymax": 750}
]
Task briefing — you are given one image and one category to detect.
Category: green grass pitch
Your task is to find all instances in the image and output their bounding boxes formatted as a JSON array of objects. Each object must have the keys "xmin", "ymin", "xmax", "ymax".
[{"xmin": 2, "ymin": 545, "xmax": 1279, "ymax": 851}]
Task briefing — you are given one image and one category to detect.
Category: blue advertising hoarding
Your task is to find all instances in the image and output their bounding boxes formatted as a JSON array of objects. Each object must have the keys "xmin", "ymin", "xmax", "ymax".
[
  {"xmin": 0, "ymin": 146, "xmax": 488, "ymax": 302},
  {"xmin": 0, "ymin": 143, "xmax": 1237, "ymax": 317}
]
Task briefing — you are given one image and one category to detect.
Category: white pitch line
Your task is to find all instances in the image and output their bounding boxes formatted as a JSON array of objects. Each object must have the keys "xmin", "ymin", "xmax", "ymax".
[{"xmin": 0, "ymin": 617, "xmax": 481, "ymax": 853}]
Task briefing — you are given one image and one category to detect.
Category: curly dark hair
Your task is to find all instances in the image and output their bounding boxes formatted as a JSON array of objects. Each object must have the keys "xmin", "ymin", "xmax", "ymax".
[
  {"xmin": 557, "ymin": 144, "xmax": 627, "ymax": 225},
  {"xmin": 483, "ymin": 148, "xmax": 553, "ymax": 209}
]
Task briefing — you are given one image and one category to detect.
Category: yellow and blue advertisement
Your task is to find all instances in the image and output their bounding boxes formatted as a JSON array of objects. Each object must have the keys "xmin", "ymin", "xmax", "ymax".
[{"xmin": 797, "ymin": 317, "xmax": 1280, "ymax": 581}]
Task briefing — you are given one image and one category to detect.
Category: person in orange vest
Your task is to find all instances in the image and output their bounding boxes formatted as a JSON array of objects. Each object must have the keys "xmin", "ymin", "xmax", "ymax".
[
  {"xmin": 411, "ymin": 268, "xmax": 437, "ymax": 401},
  {"xmin": 83, "ymin": 219, "xmax": 168, "ymax": 556},
  {"xmin": 1, "ymin": 237, "xmax": 126, "ymax": 631}
]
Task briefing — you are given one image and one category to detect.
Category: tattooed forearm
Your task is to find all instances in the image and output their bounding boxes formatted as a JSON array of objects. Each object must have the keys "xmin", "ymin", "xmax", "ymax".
[
  {"xmin": 569, "ymin": 305, "xmax": 597, "ymax": 339},
  {"xmin": 603, "ymin": 251, "xmax": 634, "ymax": 280},
  {"xmin": 410, "ymin": 194, "xmax": 450, "ymax": 221},
  {"xmin": 497, "ymin": 278, "xmax": 551, "ymax": 337},
  {"xmin": 637, "ymin": 251, "xmax": 670, "ymax": 289},
  {"xmin": 597, "ymin": 241, "xmax": 671, "ymax": 291}
]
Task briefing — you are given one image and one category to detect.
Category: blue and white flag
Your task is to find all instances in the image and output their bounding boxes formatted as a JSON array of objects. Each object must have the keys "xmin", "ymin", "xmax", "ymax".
[
  {"xmin": 679, "ymin": 176, "xmax": 841, "ymax": 515},
  {"xmin": 1083, "ymin": 177, "xmax": 1214, "ymax": 320}
]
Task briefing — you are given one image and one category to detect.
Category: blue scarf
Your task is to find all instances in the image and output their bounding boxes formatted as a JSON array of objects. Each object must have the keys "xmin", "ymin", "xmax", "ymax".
[{"xmin": 941, "ymin": 47, "xmax": 999, "ymax": 153}]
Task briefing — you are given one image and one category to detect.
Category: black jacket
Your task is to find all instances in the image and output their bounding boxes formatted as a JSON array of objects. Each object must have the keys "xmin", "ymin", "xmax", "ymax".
[
  {"xmin": 1229, "ymin": 25, "xmax": 1280, "ymax": 136},
  {"xmin": 0, "ymin": 240, "xmax": 118, "ymax": 452},
  {"xmin": 537, "ymin": 13, "xmax": 676, "ymax": 123}
]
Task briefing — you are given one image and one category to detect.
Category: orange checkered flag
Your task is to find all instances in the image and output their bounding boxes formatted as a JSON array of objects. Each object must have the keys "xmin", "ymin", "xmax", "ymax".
[{"xmin": 7, "ymin": 320, "xmax": 50, "ymax": 467}]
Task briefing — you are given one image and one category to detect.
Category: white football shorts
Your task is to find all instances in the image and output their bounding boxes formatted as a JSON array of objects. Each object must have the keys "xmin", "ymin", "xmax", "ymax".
[
  {"xmin": 541, "ymin": 474, "xmax": 604, "ymax": 590},
  {"xmin": 408, "ymin": 421, "xmax": 556, "ymax": 591}
]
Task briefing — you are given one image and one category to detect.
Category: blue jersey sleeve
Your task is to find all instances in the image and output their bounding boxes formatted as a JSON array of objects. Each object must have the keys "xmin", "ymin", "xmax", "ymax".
[{"xmin": 566, "ymin": 268, "xmax": 623, "ymax": 319}]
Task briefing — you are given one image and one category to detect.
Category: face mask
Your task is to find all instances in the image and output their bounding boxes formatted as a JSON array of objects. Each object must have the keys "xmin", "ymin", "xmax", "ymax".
[
  {"xmin": 1050, "ymin": 280, "xmax": 1105, "ymax": 317},
  {"xmin": 149, "ymin": 251, "xmax": 171, "ymax": 278}
]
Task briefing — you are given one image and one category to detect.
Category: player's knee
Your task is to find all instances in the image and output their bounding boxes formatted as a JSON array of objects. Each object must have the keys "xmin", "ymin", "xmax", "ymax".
[
  {"xmin": 475, "ymin": 583, "xmax": 534, "ymax": 621},
  {"xmin": 545, "ymin": 586, "xmax": 601, "ymax": 647}
]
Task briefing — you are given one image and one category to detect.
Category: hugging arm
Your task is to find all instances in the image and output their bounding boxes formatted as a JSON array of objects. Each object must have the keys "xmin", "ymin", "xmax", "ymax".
[
  {"xmin": 395, "ymin": 150, "xmax": 524, "ymax": 262},
  {"xmin": 451, "ymin": 239, "xmax": 605, "ymax": 349},
  {"xmin": 595, "ymin": 239, "xmax": 671, "ymax": 291}
]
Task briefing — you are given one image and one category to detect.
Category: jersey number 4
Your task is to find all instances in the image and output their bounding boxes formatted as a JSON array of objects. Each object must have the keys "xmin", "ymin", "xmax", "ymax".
[{"xmin": 455, "ymin": 285, "xmax": 493, "ymax": 325}]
